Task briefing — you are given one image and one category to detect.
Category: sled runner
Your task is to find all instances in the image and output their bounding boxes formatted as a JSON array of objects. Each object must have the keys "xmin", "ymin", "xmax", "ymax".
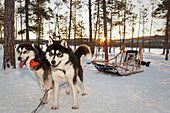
[{"xmin": 91, "ymin": 40, "xmax": 144, "ymax": 76}]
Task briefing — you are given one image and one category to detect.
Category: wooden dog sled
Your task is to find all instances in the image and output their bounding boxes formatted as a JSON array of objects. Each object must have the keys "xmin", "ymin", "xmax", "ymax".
[{"xmin": 91, "ymin": 40, "xmax": 144, "ymax": 76}]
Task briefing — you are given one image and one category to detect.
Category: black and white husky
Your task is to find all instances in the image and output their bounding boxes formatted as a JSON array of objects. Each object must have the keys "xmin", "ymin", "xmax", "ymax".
[
  {"xmin": 45, "ymin": 38, "xmax": 91, "ymax": 109},
  {"xmin": 17, "ymin": 43, "xmax": 51, "ymax": 104}
]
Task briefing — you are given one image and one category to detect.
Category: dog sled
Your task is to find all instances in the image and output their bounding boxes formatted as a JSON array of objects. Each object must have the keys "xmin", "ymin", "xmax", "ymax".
[{"xmin": 91, "ymin": 40, "xmax": 144, "ymax": 76}]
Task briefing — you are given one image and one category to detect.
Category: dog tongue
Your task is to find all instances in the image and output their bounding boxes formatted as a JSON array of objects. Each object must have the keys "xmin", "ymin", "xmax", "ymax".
[{"xmin": 19, "ymin": 61, "xmax": 25, "ymax": 68}]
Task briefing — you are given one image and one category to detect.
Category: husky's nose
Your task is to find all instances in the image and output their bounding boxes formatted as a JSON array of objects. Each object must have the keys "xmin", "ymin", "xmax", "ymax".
[
  {"xmin": 51, "ymin": 60, "xmax": 56, "ymax": 65},
  {"xmin": 18, "ymin": 57, "xmax": 21, "ymax": 61}
]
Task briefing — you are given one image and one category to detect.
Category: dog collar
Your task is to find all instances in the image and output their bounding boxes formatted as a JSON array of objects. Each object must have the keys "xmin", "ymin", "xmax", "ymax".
[{"xmin": 55, "ymin": 68, "xmax": 66, "ymax": 75}]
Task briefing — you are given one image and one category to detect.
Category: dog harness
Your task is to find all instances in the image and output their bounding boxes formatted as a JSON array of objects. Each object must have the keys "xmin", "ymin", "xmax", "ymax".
[
  {"xmin": 29, "ymin": 52, "xmax": 45, "ymax": 70},
  {"xmin": 30, "ymin": 59, "xmax": 39, "ymax": 68}
]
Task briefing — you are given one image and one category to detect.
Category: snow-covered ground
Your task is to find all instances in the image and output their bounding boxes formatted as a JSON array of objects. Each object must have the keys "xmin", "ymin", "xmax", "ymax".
[{"xmin": 0, "ymin": 45, "xmax": 170, "ymax": 113}]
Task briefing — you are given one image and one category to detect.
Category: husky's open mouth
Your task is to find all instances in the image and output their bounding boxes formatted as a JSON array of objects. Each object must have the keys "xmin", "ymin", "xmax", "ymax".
[
  {"xmin": 19, "ymin": 57, "xmax": 29, "ymax": 68},
  {"xmin": 52, "ymin": 61, "xmax": 61, "ymax": 68}
]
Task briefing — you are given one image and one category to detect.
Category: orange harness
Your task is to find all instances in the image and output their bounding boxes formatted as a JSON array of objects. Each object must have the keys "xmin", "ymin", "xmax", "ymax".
[{"xmin": 29, "ymin": 59, "xmax": 39, "ymax": 68}]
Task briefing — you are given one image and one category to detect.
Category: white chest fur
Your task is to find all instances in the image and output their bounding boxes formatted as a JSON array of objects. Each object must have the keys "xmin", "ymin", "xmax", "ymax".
[{"xmin": 51, "ymin": 63, "xmax": 75, "ymax": 82}]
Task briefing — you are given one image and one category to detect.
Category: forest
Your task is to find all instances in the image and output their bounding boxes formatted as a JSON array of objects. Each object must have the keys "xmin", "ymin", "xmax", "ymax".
[{"xmin": 0, "ymin": 0, "xmax": 169, "ymax": 69}]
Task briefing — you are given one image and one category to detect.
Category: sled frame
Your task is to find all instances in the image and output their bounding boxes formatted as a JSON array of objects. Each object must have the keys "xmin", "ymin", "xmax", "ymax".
[{"xmin": 91, "ymin": 40, "xmax": 144, "ymax": 76}]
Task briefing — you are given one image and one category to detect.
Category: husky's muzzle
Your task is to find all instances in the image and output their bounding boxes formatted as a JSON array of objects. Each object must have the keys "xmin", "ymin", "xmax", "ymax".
[
  {"xmin": 51, "ymin": 60, "xmax": 61, "ymax": 68},
  {"xmin": 18, "ymin": 56, "xmax": 29, "ymax": 68}
]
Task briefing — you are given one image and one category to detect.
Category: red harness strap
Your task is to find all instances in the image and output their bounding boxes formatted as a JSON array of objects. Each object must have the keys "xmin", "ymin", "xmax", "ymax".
[{"xmin": 30, "ymin": 59, "xmax": 39, "ymax": 68}]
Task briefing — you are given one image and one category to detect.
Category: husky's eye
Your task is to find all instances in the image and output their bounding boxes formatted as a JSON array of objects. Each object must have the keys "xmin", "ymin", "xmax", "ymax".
[
  {"xmin": 49, "ymin": 52, "xmax": 54, "ymax": 57},
  {"xmin": 23, "ymin": 50, "xmax": 29, "ymax": 54},
  {"xmin": 17, "ymin": 50, "xmax": 20, "ymax": 53},
  {"xmin": 57, "ymin": 52, "xmax": 63, "ymax": 58}
]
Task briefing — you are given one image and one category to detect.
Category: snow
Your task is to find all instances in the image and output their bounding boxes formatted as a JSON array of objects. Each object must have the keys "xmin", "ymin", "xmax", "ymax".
[{"xmin": 0, "ymin": 45, "xmax": 170, "ymax": 113}]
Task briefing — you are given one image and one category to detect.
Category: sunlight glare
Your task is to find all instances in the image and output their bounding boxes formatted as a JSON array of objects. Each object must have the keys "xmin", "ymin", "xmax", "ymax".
[{"xmin": 101, "ymin": 36, "xmax": 105, "ymax": 42}]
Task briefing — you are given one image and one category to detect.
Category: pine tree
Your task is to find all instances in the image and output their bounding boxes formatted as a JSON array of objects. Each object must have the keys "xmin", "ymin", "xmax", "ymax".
[
  {"xmin": 3, "ymin": 0, "xmax": 16, "ymax": 69},
  {"xmin": 59, "ymin": 12, "xmax": 69, "ymax": 39},
  {"xmin": 16, "ymin": 0, "xmax": 24, "ymax": 42},
  {"xmin": 103, "ymin": 0, "xmax": 108, "ymax": 60},
  {"xmin": 153, "ymin": 0, "xmax": 169, "ymax": 60},
  {"xmin": 141, "ymin": 5, "xmax": 148, "ymax": 52},
  {"xmin": 68, "ymin": 0, "xmax": 72, "ymax": 44},
  {"xmin": 31, "ymin": 0, "xmax": 52, "ymax": 46},
  {"xmin": 149, "ymin": 0, "xmax": 156, "ymax": 52},
  {"xmin": 72, "ymin": 0, "xmax": 83, "ymax": 50},
  {"xmin": 93, "ymin": 0, "xmax": 100, "ymax": 44},
  {"xmin": 114, "ymin": 0, "xmax": 124, "ymax": 48},
  {"xmin": 0, "ymin": 3, "xmax": 4, "ymax": 42},
  {"xmin": 89, "ymin": 0, "xmax": 94, "ymax": 55},
  {"xmin": 128, "ymin": 13, "xmax": 137, "ymax": 48},
  {"xmin": 25, "ymin": 0, "xmax": 30, "ymax": 42}
]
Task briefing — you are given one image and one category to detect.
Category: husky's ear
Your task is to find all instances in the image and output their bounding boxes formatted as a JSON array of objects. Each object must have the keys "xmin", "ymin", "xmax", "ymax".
[
  {"xmin": 32, "ymin": 43, "xmax": 38, "ymax": 51},
  {"xmin": 60, "ymin": 40, "xmax": 68, "ymax": 48},
  {"xmin": 31, "ymin": 43, "xmax": 35, "ymax": 48},
  {"xmin": 48, "ymin": 36, "xmax": 54, "ymax": 46},
  {"xmin": 31, "ymin": 43, "xmax": 40, "ymax": 56}
]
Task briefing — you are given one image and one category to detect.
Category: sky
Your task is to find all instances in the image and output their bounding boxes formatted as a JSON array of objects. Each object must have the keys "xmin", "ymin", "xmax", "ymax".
[{"xmin": 1, "ymin": 0, "xmax": 165, "ymax": 40}]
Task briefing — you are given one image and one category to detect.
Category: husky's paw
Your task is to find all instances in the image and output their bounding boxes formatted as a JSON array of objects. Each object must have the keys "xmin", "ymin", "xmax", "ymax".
[
  {"xmin": 72, "ymin": 106, "xmax": 79, "ymax": 109},
  {"xmin": 51, "ymin": 106, "xmax": 58, "ymax": 110},
  {"xmin": 65, "ymin": 91, "xmax": 70, "ymax": 95},
  {"xmin": 40, "ymin": 98, "xmax": 48, "ymax": 104},
  {"xmin": 42, "ymin": 102, "xmax": 48, "ymax": 105},
  {"xmin": 81, "ymin": 92, "xmax": 87, "ymax": 96}
]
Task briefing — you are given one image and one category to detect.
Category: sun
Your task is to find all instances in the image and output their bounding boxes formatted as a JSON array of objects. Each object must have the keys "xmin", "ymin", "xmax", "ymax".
[
  {"xmin": 99, "ymin": 33, "xmax": 105, "ymax": 42},
  {"xmin": 101, "ymin": 36, "xmax": 105, "ymax": 42}
]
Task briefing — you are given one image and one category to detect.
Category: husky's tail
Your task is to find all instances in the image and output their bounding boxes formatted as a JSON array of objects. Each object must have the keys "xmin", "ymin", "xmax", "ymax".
[{"xmin": 75, "ymin": 44, "xmax": 91, "ymax": 59}]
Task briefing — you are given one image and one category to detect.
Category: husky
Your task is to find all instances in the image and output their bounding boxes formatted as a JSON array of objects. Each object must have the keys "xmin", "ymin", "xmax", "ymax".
[
  {"xmin": 16, "ymin": 43, "xmax": 51, "ymax": 104},
  {"xmin": 45, "ymin": 38, "xmax": 91, "ymax": 109}
]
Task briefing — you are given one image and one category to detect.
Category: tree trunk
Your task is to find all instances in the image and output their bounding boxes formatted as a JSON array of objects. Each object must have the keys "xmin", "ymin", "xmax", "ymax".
[
  {"xmin": 162, "ymin": 41, "xmax": 166, "ymax": 55},
  {"xmin": 25, "ymin": 0, "xmax": 29, "ymax": 42},
  {"xmin": 109, "ymin": 10, "xmax": 113, "ymax": 53},
  {"xmin": 15, "ymin": 15, "xmax": 17, "ymax": 39},
  {"xmin": 37, "ymin": 0, "xmax": 41, "ymax": 46},
  {"xmin": 53, "ymin": 14, "xmax": 57, "ymax": 39},
  {"xmin": 68, "ymin": 0, "xmax": 72, "ymax": 44},
  {"xmin": 137, "ymin": 12, "xmax": 141, "ymax": 46},
  {"xmin": 131, "ymin": 26, "xmax": 134, "ymax": 49},
  {"xmin": 3, "ymin": 0, "xmax": 16, "ymax": 70},
  {"xmin": 118, "ymin": 10, "xmax": 122, "ymax": 48},
  {"xmin": 123, "ymin": 0, "xmax": 126, "ymax": 44},
  {"xmin": 94, "ymin": 0, "xmax": 100, "ymax": 56},
  {"xmin": 89, "ymin": 0, "xmax": 94, "ymax": 55},
  {"xmin": 103, "ymin": 0, "xmax": 108, "ymax": 60},
  {"xmin": 57, "ymin": 14, "xmax": 61, "ymax": 39},
  {"xmin": 142, "ymin": 11, "xmax": 145, "ymax": 53},
  {"xmin": 149, "ymin": 3, "xmax": 154, "ymax": 52},
  {"xmin": 165, "ymin": 2, "xmax": 169, "ymax": 60},
  {"xmin": 94, "ymin": 0, "xmax": 99, "ymax": 42},
  {"xmin": 89, "ymin": 0, "xmax": 92, "ymax": 43},
  {"xmin": 74, "ymin": 4, "xmax": 76, "ymax": 50},
  {"xmin": 0, "ymin": 28, "xmax": 2, "ymax": 42},
  {"xmin": 20, "ymin": 11, "xmax": 23, "ymax": 41},
  {"xmin": 20, "ymin": 0, "xmax": 23, "ymax": 42}
]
